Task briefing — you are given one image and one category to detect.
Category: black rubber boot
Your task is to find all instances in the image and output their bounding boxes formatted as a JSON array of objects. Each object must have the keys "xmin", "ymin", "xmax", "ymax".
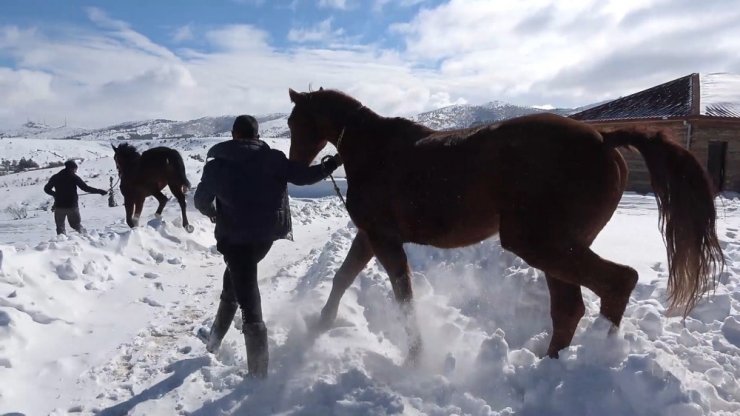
[
  {"xmin": 243, "ymin": 321, "xmax": 269, "ymax": 378},
  {"xmin": 205, "ymin": 300, "xmax": 238, "ymax": 353}
]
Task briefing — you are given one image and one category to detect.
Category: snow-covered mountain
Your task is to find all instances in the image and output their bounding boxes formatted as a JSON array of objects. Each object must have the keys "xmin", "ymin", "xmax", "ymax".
[
  {"xmin": 0, "ymin": 121, "xmax": 89, "ymax": 141},
  {"xmin": 411, "ymin": 101, "xmax": 575, "ymax": 131},
  {"xmin": 0, "ymin": 101, "xmax": 581, "ymax": 141},
  {"xmin": 0, "ymin": 114, "xmax": 292, "ymax": 141}
]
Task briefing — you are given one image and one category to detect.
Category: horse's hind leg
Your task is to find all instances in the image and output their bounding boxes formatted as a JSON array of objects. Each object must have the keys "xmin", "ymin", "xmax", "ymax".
[
  {"xmin": 545, "ymin": 274, "xmax": 585, "ymax": 358},
  {"xmin": 152, "ymin": 190, "xmax": 168, "ymax": 218},
  {"xmin": 559, "ymin": 249, "xmax": 638, "ymax": 328},
  {"xmin": 319, "ymin": 230, "xmax": 374, "ymax": 329},
  {"xmin": 124, "ymin": 200, "xmax": 136, "ymax": 228},
  {"xmin": 367, "ymin": 233, "xmax": 422, "ymax": 362},
  {"xmin": 501, "ymin": 219, "xmax": 637, "ymax": 356},
  {"xmin": 169, "ymin": 184, "xmax": 192, "ymax": 232}
]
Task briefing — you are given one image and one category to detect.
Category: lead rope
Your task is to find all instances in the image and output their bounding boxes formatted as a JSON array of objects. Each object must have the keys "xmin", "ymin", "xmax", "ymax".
[
  {"xmin": 321, "ymin": 127, "xmax": 347, "ymax": 210},
  {"xmin": 108, "ymin": 175, "xmax": 120, "ymax": 207}
]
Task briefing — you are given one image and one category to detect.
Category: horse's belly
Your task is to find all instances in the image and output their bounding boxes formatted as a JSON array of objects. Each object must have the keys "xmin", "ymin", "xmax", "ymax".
[{"xmin": 403, "ymin": 210, "xmax": 501, "ymax": 249}]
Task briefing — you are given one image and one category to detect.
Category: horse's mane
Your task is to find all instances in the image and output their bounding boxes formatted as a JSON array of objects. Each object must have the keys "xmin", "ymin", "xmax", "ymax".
[
  {"xmin": 117, "ymin": 143, "xmax": 139, "ymax": 155},
  {"xmin": 312, "ymin": 89, "xmax": 433, "ymax": 136},
  {"xmin": 115, "ymin": 143, "xmax": 141, "ymax": 163},
  {"xmin": 312, "ymin": 89, "xmax": 365, "ymax": 114}
]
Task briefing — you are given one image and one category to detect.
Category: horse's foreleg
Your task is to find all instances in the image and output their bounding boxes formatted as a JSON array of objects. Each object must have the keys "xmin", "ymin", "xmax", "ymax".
[
  {"xmin": 319, "ymin": 230, "xmax": 374, "ymax": 329},
  {"xmin": 152, "ymin": 190, "xmax": 168, "ymax": 218},
  {"xmin": 124, "ymin": 201, "xmax": 136, "ymax": 228},
  {"xmin": 545, "ymin": 274, "xmax": 585, "ymax": 358},
  {"xmin": 132, "ymin": 197, "xmax": 145, "ymax": 227},
  {"xmin": 367, "ymin": 233, "xmax": 422, "ymax": 362},
  {"xmin": 170, "ymin": 185, "xmax": 192, "ymax": 233}
]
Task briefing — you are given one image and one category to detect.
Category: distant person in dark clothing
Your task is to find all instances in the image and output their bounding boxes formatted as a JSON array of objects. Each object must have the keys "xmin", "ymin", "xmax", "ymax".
[
  {"xmin": 194, "ymin": 114, "xmax": 342, "ymax": 378},
  {"xmin": 43, "ymin": 160, "xmax": 108, "ymax": 235}
]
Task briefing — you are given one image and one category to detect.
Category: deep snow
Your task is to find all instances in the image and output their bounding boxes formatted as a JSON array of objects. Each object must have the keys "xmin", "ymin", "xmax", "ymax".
[{"xmin": 0, "ymin": 137, "xmax": 739, "ymax": 416}]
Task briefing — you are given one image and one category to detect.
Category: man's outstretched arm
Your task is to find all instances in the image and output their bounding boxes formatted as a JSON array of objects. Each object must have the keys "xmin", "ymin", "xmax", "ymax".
[{"xmin": 284, "ymin": 154, "xmax": 342, "ymax": 186}]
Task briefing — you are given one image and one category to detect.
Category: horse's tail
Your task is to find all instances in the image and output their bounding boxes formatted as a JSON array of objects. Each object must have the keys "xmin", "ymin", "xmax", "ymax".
[
  {"xmin": 601, "ymin": 129, "xmax": 724, "ymax": 316},
  {"xmin": 169, "ymin": 150, "xmax": 191, "ymax": 191}
]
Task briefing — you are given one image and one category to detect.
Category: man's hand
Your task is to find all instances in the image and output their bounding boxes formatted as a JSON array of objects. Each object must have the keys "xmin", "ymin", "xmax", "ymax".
[
  {"xmin": 321, "ymin": 154, "xmax": 343, "ymax": 173},
  {"xmin": 209, "ymin": 216, "xmax": 217, "ymax": 224},
  {"xmin": 329, "ymin": 153, "xmax": 343, "ymax": 167}
]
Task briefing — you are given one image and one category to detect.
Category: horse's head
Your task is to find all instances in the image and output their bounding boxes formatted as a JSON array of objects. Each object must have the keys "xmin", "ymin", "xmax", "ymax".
[
  {"xmin": 288, "ymin": 87, "xmax": 362, "ymax": 165},
  {"xmin": 288, "ymin": 88, "xmax": 328, "ymax": 165},
  {"xmin": 111, "ymin": 143, "xmax": 140, "ymax": 172}
]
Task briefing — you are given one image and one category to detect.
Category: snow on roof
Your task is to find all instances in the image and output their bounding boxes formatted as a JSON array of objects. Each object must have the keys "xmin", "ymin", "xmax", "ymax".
[
  {"xmin": 700, "ymin": 72, "xmax": 740, "ymax": 117},
  {"xmin": 571, "ymin": 73, "xmax": 740, "ymax": 121}
]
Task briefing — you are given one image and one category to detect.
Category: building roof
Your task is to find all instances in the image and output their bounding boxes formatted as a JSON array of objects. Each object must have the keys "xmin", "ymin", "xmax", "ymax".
[{"xmin": 570, "ymin": 73, "xmax": 740, "ymax": 121}]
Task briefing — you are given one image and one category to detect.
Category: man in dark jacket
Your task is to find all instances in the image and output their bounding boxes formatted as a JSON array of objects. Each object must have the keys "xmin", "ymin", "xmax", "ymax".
[
  {"xmin": 43, "ymin": 160, "xmax": 108, "ymax": 235},
  {"xmin": 194, "ymin": 114, "xmax": 342, "ymax": 378}
]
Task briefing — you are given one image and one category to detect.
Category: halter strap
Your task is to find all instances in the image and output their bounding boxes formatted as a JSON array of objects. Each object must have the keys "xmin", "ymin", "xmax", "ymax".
[{"xmin": 335, "ymin": 127, "xmax": 346, "ymax": 151}]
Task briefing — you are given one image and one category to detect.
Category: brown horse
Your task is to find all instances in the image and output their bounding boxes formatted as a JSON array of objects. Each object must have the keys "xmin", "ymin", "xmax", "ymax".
[
  {"xmin": 112, "ymin": 143, "xmax": 193, "ymax": 233},
  {"xmin": 286, "ymin": 88, "xmax": 725, "ymax": 360}
]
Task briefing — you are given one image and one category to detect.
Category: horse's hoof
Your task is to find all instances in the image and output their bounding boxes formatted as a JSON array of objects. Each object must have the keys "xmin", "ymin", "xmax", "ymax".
[
  {"xmin": 154, "ymin": 213, "xmax": 162, "ymax": 219},
  {"xmin": 316, "ymin": 309, "xmax": 337, "ymax": 332},
  {"xmin": 185, "ymin": 224, "xmax": 195, "ymax": 233},
  {"xmin": 404, "ymin": 343, "xmax": 423, "ymax": 367}
]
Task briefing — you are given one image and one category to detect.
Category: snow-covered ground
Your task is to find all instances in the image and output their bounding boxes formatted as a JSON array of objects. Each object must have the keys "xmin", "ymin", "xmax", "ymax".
[{"xmin": 0, "ymin": 138, "xmax": 739, "ymax": 415}]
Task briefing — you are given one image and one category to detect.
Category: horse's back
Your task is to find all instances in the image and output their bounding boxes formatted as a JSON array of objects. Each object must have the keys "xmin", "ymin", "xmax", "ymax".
[
  {"xmin": 380, "ymin": 113, "xmax": 625, "ymax": 246},
  {"xmin": 142, "ymin": 146, "xmax": 177, "ymax": 158}
]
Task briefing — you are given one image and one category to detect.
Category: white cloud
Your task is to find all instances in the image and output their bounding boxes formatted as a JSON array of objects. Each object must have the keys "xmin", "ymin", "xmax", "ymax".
[
  {"xmin": 0, "ymin": 68, "xmax": 54, "ymax": 108},
  {"xmin": 172, "ymin": 25, "xmax": 194, "ymax": 43},
  {"xmin": 85, "ymin": 8, "xmax": 177, "ymax": 60},
  {"xmin": 0, "ymin": 18, "xmax": 446, "ymax": 128},
  {"xmin": 204, "ymin": 25, "xmax": 272, "ymax": 52},
  {"xmin": 374, "ymin": 0, "xmax": 427, "ymax": 12},
  {"xmin": 392, "ymin": 0, "xmax": 740, "ymax": 107},
  {"xmin": 1, "ymin": 1, "xmax": 739, "ymax": 129},
  {"xmin": 288, "ymin": 18, "xmax": 345, "ymax": 44},
  {"xmin": 319, "ymin": 0, "xmax": 349, "ymax": 10}
]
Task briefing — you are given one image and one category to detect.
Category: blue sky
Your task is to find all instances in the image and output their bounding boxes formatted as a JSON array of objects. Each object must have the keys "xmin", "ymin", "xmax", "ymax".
[
  {"xmin": 1, "ymin": 0, "xmax": 432, "ymax": 52},
  {"xmin": 1, "ymin": 0, "xmax": 739, "ymax": 128}
]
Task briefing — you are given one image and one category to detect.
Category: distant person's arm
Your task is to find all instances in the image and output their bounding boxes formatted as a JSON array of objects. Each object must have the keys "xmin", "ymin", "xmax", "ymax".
[
  {"xmin": 75, "ymin": 176, "xmax": 107, "ymax": 195},
  {"xmin": 283, "ymin": 154, "xmax": 342, "ymax": 186},
  {"xmin": 43, "ymin": 177, "xmax": 56, "ymax": 197},
  {"xmin": 194, "ymin": 162, "xmax": 218, "ymax": 219}
]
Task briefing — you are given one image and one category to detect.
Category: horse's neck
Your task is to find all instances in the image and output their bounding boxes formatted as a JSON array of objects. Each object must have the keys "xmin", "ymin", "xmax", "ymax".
[
  {"xmin": 333, "ymin": 116, "xmax": 432, "ymax": 176},
  {"xmin": 118, "ymin": 159, "xmax": 140, "ymax": 179},
  {"xmin": 333, "ymin": 113, "xmax": 431, "ymax": 144}
]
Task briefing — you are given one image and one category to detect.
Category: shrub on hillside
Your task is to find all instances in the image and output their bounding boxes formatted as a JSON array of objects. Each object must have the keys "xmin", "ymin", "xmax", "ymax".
[
  {"xmin": 15, "ymin": 158, "xmax": 39, "ymax": 172},
  {"xmin": 4, "ymin": 204, "xmax": 28, "ymax": 220}
]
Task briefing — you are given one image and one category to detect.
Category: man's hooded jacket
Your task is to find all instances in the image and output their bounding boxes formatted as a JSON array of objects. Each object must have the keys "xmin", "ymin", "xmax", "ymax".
[
  {"xmin": 194, "ymin": 139, "xmax": 338, "ymax": 244},
  {"xmin": 44, "ymin": 169, "xmax": 105, "ymax": 209}
]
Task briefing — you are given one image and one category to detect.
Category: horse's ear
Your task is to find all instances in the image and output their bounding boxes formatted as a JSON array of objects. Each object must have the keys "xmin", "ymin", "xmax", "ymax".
[
  {"xmin": 289, "ymin": 88, "xmax": 305, "ymax": 104},
  {"xmin": 319, "ymin": 86, "xmax": 324, "ymax": 91},
  {"xmin": 111, "ymin": 144, "xmax": 117, "ymax": 152}
]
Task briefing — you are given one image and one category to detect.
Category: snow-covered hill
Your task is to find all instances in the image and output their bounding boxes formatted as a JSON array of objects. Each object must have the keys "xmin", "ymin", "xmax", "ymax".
[
  {"xmin": 0, "ymin": 100, "xmax": 581, "ymax": 142},
  {"xmin": 0, "ymin": 114, "xmax": 292, "ymax": 142},
  {"xmin": 0, "ymin": 121, "xmax": 89, "ymax": 141}
]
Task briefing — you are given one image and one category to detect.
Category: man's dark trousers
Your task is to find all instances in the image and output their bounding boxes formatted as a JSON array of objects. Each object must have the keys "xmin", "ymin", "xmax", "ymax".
[
  {"xmin": 217, "ymin": 241, "xmax": 273, "ymax": 323},
  {"xmin": 54, "ymin": 207, "xmax": 82, "ymax": 235}
]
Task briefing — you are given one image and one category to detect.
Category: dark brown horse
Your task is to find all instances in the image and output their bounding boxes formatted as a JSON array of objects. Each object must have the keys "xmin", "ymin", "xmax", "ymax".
[
  {"xmin": 287, "ymin": 88, "xmax": 725, "ymax": 360},
  {"xmin": 112, "ymin": 143, "xmax": 193, "ymax": 233}
]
